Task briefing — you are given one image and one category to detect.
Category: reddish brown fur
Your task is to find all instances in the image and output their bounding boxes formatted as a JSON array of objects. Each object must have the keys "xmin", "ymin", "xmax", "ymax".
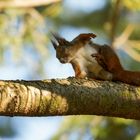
[
  {"xmin": 72, "ymin": 33, "xmax": 96, "ymax": 43},
  {"xmin": 92, "ymin": 44, "xmax": 140, "ymax": 86},
  {"xmin": 71, "ymin": 61, "xmax": 86, "ymax": 78}
]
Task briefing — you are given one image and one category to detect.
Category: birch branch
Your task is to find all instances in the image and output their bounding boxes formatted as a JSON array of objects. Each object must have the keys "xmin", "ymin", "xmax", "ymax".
[{"xmin": 0, "ymin": 77, "xmax": 140, "ymax": 120}]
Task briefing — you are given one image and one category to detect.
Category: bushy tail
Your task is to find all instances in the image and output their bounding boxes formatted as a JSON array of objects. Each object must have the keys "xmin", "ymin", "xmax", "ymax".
[{"xmin": 114, "ymin": 70, "xmax": 140, "ymax": 86}]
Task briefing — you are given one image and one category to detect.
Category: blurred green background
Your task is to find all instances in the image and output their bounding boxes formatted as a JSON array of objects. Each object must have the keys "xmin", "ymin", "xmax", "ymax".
[{"xmin": 0, "ymin": 0, "xmax": 140, "ymax": 139}]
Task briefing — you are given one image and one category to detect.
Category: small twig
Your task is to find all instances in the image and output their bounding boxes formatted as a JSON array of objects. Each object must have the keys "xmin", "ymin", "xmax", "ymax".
[
  {"xmin": 113, "ymin": 24, "xmax": 134, "ymax": 48},
  {"xmin": 113, "ymin": 24, "xmax": 140, "ymax": 62},
  {"xmin": 110, "ymin": 0, "xmax": 121, "ymax": 47},
  {"xmin": 122, "ymin": 41, "xmax": 140, "ymax": 62},
  {"xmin": 127, "ymin": 40, "xmax": 140, "ymax": 50},
  {"xmin": 27, "ymin": 8, "xmax": 45, "ymax": 24}
]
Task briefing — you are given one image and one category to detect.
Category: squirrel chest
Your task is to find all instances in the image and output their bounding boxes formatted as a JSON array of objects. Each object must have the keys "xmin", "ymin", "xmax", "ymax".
[{"xmin": 72, "ymin": 44, "xmax": 103, "ymax": 77}]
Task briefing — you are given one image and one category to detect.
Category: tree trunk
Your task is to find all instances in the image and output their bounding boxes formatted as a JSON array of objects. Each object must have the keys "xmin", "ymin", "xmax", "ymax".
[{"xmin": 0, "ymin": 77, "xmax": 140, "ymax": 120}]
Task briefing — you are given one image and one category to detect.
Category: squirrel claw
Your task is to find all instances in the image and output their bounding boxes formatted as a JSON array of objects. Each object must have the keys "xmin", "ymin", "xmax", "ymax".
[
  {"xmin": 91, "ymin": 53, "xmax": 108, "ymax": 71},
  {"xmin": 91, "ymin": 54, "xmax": 98, "ymax": 57}
]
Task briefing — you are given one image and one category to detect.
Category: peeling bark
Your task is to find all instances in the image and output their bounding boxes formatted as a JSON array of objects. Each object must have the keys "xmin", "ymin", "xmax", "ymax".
[{"xmin": 0, "ymin": 77, "xmax": 140, "ymax": 120}]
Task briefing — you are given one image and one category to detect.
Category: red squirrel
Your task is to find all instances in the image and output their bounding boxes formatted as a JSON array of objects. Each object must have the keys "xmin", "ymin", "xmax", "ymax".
[
  {"xmin": 92, "ymin": 44, "xmax": 140, "ymax": 86},
  {"xmin": 51, "ymin": 33, "xmax": 113, "ymax": 80}
]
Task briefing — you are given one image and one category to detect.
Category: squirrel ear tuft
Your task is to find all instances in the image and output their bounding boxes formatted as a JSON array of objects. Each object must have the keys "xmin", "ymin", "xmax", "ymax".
[
  {"xmin": 87, "ymin": 33, "xmax": 96, "ymax": 39},
  {"xmin": 51, "ymin": 32, "xmax": 63, "ymax": 44},
  {"xmin": 51, "ymin": 39, "xmax": 58, "ymax": 50},
  {"xmin": 52, "ymin": 32, "xmax": 71, "ymax": 46},
  {"xmin": 73, "ymin": 33, "xmax": 97, "ymax": 43}
]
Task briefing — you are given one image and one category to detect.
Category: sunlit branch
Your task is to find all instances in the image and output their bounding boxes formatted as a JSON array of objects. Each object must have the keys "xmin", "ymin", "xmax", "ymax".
[
  {"xmin": 0, "ymin": 0, "xmax": 61, "ymax": 9},
  {"xmin": 0, "ymin": 78, "xmax": 140, "ymax": 120}
]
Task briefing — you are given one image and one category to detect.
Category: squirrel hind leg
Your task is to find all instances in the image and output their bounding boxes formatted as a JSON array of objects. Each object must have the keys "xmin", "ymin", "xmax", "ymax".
[{"xmin": 98, "ymin": 70, "xmax": 113, "ymax": 81}]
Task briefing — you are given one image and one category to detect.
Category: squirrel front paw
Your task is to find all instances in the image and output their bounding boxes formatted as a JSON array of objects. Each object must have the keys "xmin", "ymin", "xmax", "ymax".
[
  {"xmin": 75, "ymin": 71, "xmax": 87, "ymax": 78},
  {"xmin": 91, "ymin": 53, "xmax": 108, "ymax": 71}
]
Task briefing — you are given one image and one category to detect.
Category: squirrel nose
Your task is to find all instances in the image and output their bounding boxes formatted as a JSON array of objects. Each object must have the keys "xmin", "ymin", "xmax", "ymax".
[{"xmin": 60, "ymin": 58, "xmax": 67, "ymax": 63}]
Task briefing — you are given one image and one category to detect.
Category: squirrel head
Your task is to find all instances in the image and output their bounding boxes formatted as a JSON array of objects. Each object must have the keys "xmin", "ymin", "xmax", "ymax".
[
  {"xmin": 51, "ymin": 33, "xmax": 96, "ymax": 63},
  {"xmin": 51, "ymin": 33, "xmax": 74, "ymax": 63}
]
